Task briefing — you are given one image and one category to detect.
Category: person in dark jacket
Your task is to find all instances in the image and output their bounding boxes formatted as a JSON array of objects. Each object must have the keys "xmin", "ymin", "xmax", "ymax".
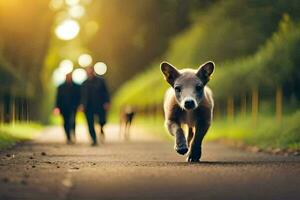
[
  {"xmin": 55, "ymin": 73, "xmax": 81, "ymax": 144},
  {"xmin": 81, "ymin": 66, "xmax": 110, "ymax": 146}
]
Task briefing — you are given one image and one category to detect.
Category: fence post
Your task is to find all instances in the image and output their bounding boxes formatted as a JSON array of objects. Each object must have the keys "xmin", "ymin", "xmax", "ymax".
[
  {"xmin": 12, "ymin": 96, "xmax": 16, "ymax": 126},
  {"xmin": 213, "ymin": 102, "xmax": 219, "ymax": 119},
  {"xmin": 227, "ymin": 96, "xmax": 234, "ymax": 121},
  {"xmin": 240, "ymin": 93, "xmax": 247, "ymax": 117},
  {"xmin": 251, "ymin": 88, "xmax": 258, "ymax": 125},
  {"xmin": 0, "ymin": 97, "xmax": 3, "ymax": 126},
  {"xmin": 25, "ymin": 98, "xmax": 29, "ymax": 123},
  {"xmin": 275, "ymin": 86, "xmax": 282, "ymax": 123}
]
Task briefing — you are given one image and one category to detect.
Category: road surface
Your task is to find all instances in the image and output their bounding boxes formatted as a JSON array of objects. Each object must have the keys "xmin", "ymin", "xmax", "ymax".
[{"xmin": 0, "ymin": 124, "xmax": 299, "ymax": 200}]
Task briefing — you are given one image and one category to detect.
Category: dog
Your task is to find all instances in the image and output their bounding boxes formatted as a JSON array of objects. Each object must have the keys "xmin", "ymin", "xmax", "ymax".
[
  {"xmin": 161, "ymin": 61, "xmax": 215, "ymax": 162},
  {"xmin": 119, "ymin": 106, "xmax": 135, "ymax": 140}
]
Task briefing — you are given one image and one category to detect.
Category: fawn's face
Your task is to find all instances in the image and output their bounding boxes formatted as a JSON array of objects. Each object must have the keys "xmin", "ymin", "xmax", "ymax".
[{"xmin": 161, "ymin": 61, "xmax": 214, "ymax": 111}]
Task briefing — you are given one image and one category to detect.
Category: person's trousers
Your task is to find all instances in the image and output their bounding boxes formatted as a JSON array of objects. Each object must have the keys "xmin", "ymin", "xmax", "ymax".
[
  {"xmin": 85, "ymin": 110, "xmax": 106, "ymax": 143},
  {"xmin": 62, "ymin": 111, "xmax": 76, "ymax": 141}
]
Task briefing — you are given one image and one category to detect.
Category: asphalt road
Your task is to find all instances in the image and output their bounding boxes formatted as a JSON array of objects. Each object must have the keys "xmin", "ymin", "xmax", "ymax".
[{"xmin": 0, "ymin": 124, "xmax": 299, "ymax": 200}]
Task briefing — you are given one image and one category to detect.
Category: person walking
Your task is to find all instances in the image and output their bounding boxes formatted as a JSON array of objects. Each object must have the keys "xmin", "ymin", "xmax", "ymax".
[
  {"xmin": 54, "ymin": 73, "xmax": 81, "ymax": 144},
  {"xmin": 81, "ymin": 66, "xmax": 110, "ymax": 146}
]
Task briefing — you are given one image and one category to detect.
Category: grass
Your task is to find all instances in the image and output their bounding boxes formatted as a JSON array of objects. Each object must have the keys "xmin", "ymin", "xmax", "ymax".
[
  {"xmin": 0, "ymin": 123, "xmax": 42, "ymax": 149},
  {"xmin": 49, "ymin": 112, "xmax": 87, "ymax": 125},
  {"xmin": 208, "ymin": 112, "xmax": 300, "ymax": 150},
  {"xmin": 133, "ymin": 116, "xmax": 172, "ymax": 141},
  {"xmin": 130, "ymin": 111, "xmax": 300, "ymax": 151}
]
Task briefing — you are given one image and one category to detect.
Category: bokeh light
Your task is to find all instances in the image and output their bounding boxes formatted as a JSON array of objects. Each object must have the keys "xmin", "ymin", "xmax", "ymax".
[
  {"xmin": 69, "ymin": 5, "xmax": 85, "ymax": 19},
  {"xmin": 55, "ymin": 19, "xmax": 80, "ymax": 40},
  {"xmin": 72, "ymin": 68, "xmax": 88, "ymax": 84},
  {"xmin": 94, "ymin": 62, "xmax": 107, "ymax": 75},
  {"xmin": 55, "ymin": 11, "xmax": 69, "ymax": 23},
  {"xmin": 52, "ymin": 69, "xmax": 66, "ymax": 86},
  {"xmin": 49, "ymin": 0, "xmax": 64, "ymax": 11},
  {"xmin": 81, "ymin": 0, "xmax": 93, "ymax": 5},
  {"xmin": 58, "ymin": 59, "xmax": 74, "ymax": 74},
  {"xmin": 78, "ymin": 53, "xmax": 92, "ymax": 67},
  {"xmin": 65, "ymin": 0, "xmax": 80, "ymax": 6}
]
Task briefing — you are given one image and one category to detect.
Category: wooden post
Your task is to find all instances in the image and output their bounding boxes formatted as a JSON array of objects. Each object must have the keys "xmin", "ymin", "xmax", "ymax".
[
  {"xmin": 20, "ymin": 98, "xmax": 24, "ymax": 121},
  {"xmin": 213, "ymin": 102, "xmax": 219, "ymax": 120},
  {"xmin": 227, "ymin": 96, "xmax": 234, "ymax": 121},
  {"xmin": 240, "ymin": 94, "xmax": 247, "ymax": 117},
  {"xmin": 251, "ymin": 88, "xmax": 258, "ymax": 125},
  {"xmin": 0, "ymin": 99, "xmax": 3, "ymax": 126},
  {"xmin": 16, "ymin": 98, "xmax": 20, "ymax": 122},
  {"xmin": 275, "ymin": 86, "xmax": 282, "ymax": 123},
  {"xmin": 12, "ymin": 96, "xmax": 16, "ymax": 127},
  {"xmin": 26, "ymin": 99, "xmax": 29, "ymax": 123}
]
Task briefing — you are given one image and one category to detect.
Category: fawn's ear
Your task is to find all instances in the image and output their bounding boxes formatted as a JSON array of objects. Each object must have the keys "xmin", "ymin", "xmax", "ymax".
[
  {"xmin": 160, "ymin": 62, "xmax": 180, "ymax": 86},
  {"xmin": 196, "ymin": 61, "xmax": 215, "ymax": 84}
]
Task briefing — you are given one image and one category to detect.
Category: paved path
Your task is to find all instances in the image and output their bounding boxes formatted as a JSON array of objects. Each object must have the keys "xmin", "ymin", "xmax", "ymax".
[{"xmin": 0, "ymin": 124, "xmax": 300, "ymax": 200}]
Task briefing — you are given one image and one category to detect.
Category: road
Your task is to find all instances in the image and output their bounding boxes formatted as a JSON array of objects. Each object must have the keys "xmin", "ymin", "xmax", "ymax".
[{"xmin": 0, "ymin": 124, "xmax": 300, "ymax": 200}]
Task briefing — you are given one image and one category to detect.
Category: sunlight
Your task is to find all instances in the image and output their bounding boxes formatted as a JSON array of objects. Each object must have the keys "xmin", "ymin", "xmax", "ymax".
[
  {"xmin": 69, "ymin": 5, "xmax": 85, "ymax": 19},
  {"xmin": 49, "ymin": 0, "xmax": 64, "ymax": 11},
  {"xmin": 78, "ymin": 53, "xmax": 92, "ymax": 67},
  {"xmin": 55, "ymin": 19, "xmax": 80, "ymax": 40},
  {"xmin": 58, "ymin": 59, "xmax": 74, "ymax": 74},
  {"xmin": 94, "ymin": 62, "xmax": 107, "ymax": 75},
  {"xmin": 65, "ymin": 0, "xmax": 80, "ymax": 6},
  {"xmin": 52, "ymin": 69, "xmax": 66, "ymax": 86},
  {"xmin": 81, "ymin": 0, "xmax": 93, "ymax": 5},
  {"xmin": 84, "ymin": 21, "xmax": 99, "ymax": 37},
  {"xmin": 72, "ymin": 68, "xmax": 87, "ymax": 84}
]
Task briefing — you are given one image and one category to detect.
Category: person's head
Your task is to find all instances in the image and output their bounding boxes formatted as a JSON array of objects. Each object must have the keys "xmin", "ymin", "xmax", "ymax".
[
  {"xmin": 86, "ymin": 66, "xmax": 95, "ymax": 78},
  {"xmin": 65, "ymin": 72, "xmax": 73, "ymax": 83}
]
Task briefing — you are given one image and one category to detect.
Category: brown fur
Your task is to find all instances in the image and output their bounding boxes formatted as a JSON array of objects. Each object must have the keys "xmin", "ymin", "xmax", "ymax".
[{"xmin": 161, "ymin": 61, "xmax": 214, "ymax": 162}]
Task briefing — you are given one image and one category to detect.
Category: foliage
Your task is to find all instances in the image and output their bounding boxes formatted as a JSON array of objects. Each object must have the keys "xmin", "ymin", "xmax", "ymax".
[
  {"xmin": 112, "ymin": 1, "xmax": 300, "ymax": 151},
  {"xmin": 0, "ymin": 55, "xmax": 21, "ymax": 94},
  {"xmin": 0, "ymin": 123, "xmax": 42, "ymax": 149},
  {"xmin": 211, "ymin": 15, "xmax": 300, "ymax": 101},
  {"xmin": 112, "ymin": 7, "xmax": 300, "ymax": 109},
  {"xmin": 129, "ymin": 112, "xmax": 300, "ymax": 150},
  {"xmin": 207, "ymin": 111, "xmax": 300, "ymax": 150},
  {"xmin": 0, "ymin": 1, "xmax": 54, "ymax": 122},
  {"xmin": 87, "ymin": 0, "xmax": 211, "ymax": 91},
  {"xmin": 0, "ymin": 0, "xmax": 54, "ymax": 98}
]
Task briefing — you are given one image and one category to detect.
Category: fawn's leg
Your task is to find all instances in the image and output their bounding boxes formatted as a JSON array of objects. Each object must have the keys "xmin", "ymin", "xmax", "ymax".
[
  {"xmin": 187, "ymin": 127, "xmax": 194, "ymax": 148},
  {"xmin": 187, "ymin": 121, "xmax": 210, "ymax": 162},
  {"xmin": 166, "ymin": 120, "xmax": 188, "ymax": 155}
]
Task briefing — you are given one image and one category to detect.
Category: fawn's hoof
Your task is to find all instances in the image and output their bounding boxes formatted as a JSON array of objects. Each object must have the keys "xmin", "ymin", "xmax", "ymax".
[
  {"xmin": 175, "ymin": 146, "xmax": 188, "ymax": 155},
  {"xmin": 187, "ymin": 154, "xmax": 201, "ymax": 162},
  {"xmin": 187, "ymin": 157, "xmax": 200, "ymax": 163}
]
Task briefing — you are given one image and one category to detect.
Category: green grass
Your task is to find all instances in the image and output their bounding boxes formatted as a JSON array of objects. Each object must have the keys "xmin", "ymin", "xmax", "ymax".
[
  {"xmin": 132, "ymin": 111, "xmax": 300, "ymax": 151},
  {"xmin": 0, "ymin": 123, "xmax": 42, "ymax": 149},
  {"xmin": 133, "ymin": 116, "xmax": 172, "ymax": 141},
  {"xmin": 49, "ymin": 112, "xmax": 87, "ymax": 125},
  {"xmin": 207, "ymin": 112, "xmax": 300, "ymax": 150}
]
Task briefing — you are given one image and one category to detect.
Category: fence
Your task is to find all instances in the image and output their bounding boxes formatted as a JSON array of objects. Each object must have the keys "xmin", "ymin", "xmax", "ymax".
[
  {"xmin": 0, "ymin": 94, "xmax": 30, "ymax": 125},
  {"xmin": 121, "ymin": 86, "xmax": 284, "ymax": 124}
]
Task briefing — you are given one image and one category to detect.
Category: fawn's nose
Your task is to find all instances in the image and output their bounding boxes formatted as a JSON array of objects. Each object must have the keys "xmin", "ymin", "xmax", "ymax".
[{"xmin": 184, "ymin": 100, "xmax": 195, "ymax": 110}]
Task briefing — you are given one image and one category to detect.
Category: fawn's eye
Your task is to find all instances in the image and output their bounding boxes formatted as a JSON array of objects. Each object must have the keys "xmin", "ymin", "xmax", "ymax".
[
  {"xmin": 174, "ymin": 86, "xmax": 181, "ymax": 93},
  {"xmin": 195, "ymin": 85, "xmax": 202, "ymax": 92}
]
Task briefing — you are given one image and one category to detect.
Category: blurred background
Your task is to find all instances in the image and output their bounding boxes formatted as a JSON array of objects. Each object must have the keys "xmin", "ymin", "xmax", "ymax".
[{"xmin": 0, "ymin": 0, "xmax": 299, "ymax": 150}]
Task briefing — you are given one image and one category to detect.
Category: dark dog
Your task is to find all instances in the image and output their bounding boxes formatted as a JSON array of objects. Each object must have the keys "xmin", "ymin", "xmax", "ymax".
[
  {"xmin": 161, "ymin": 61, "xmax": 215, "ymax": 162},
  {"xmin": 119, "ymin": 106, "xmax": 135, "ymax": 140}
]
